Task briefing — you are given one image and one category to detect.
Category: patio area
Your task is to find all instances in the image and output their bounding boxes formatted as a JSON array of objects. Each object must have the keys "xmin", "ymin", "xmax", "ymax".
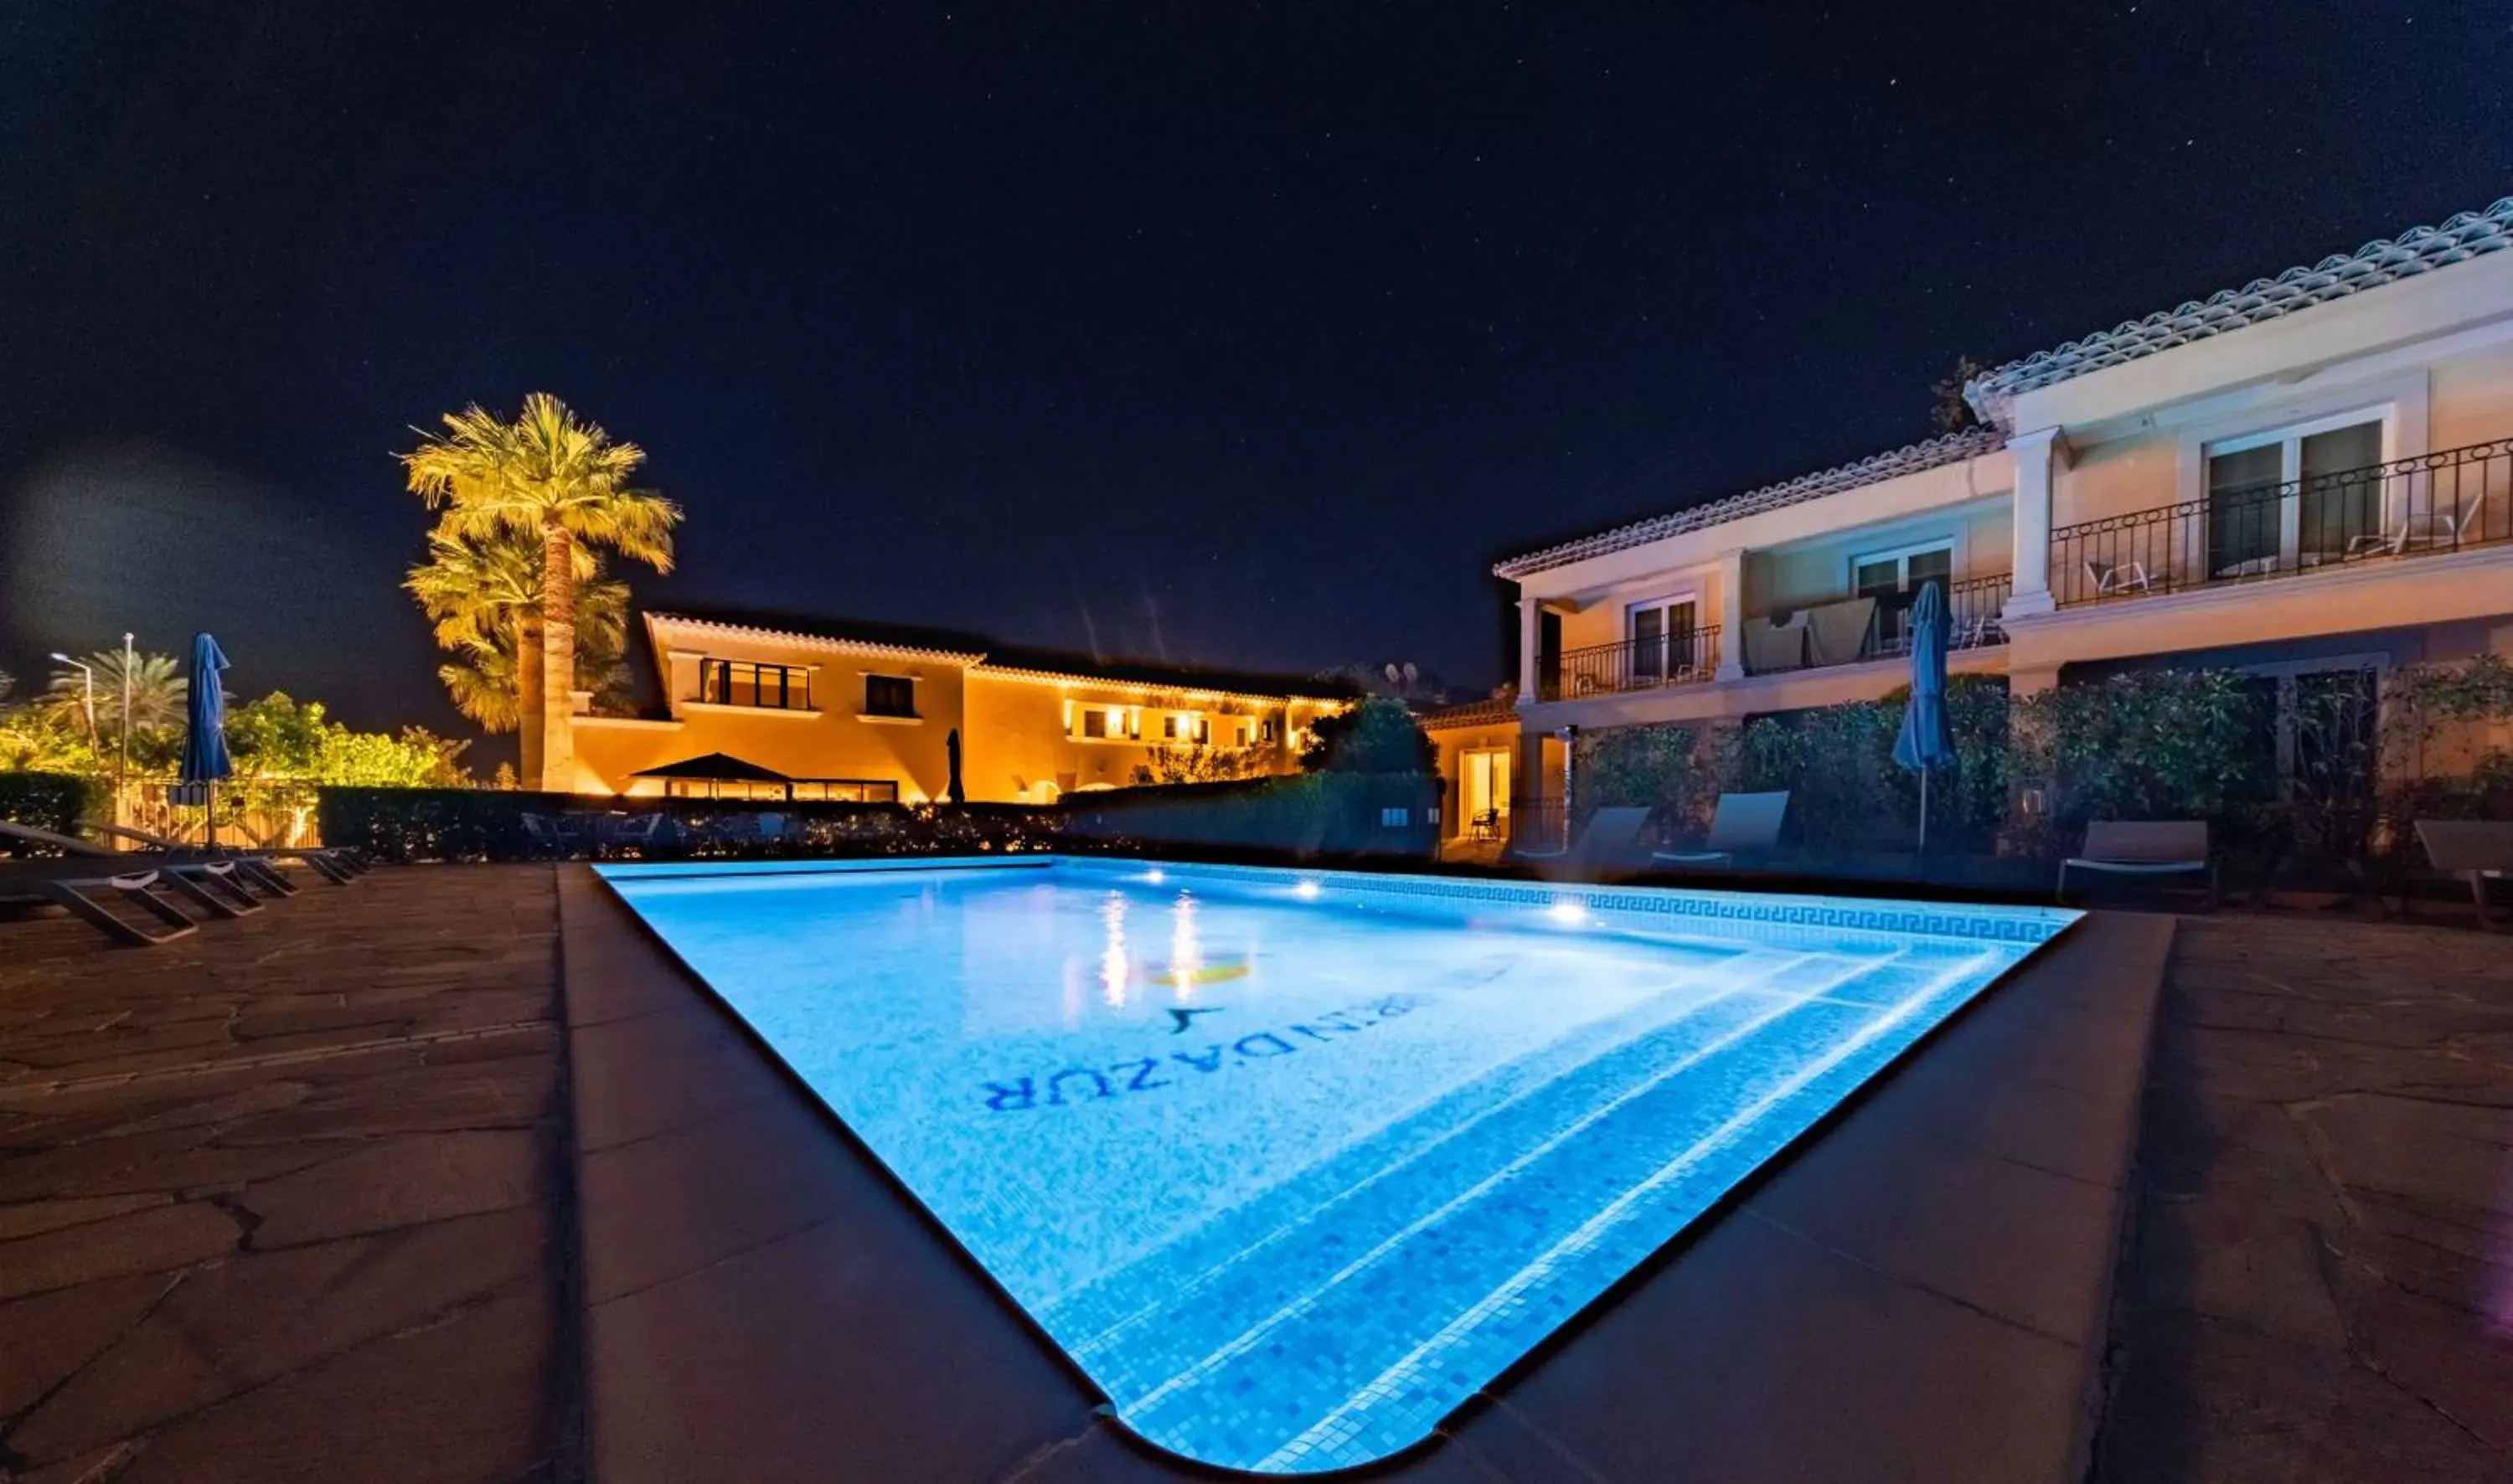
[{"xmin": 3, "ymin": 866, "xmax": 2510, "ymax": 1481}]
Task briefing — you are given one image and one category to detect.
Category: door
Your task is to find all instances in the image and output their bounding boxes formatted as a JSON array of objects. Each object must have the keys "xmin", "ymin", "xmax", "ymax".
[
  {"xmin": 1853, "ymin": 545, "xmax": 1951, "ymax": 654},
  {"xmin": 1628, "ymin": 597, "xmax": 1697, "ymax": 683},
  {"xmin": 1462, "ymin": 750, "xmax": 1512, "ymax": 833}
]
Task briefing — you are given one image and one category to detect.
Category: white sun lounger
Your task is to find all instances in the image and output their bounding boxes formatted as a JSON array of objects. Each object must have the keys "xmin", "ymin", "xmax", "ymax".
[
  {"xmin": 0, "ymin": 856, "xmax": 204, "ymax": 946},
  {"xmin": 2412, "ymin": 819, "xmax": 2513, "ymax": 930},
  {"xmin": 2057, "ymin": 821, "xmax": 2216, "ymax": 906},
  {"xmin": 1653, "ymin": 791, "xmax": 1790, "ymax": 868}
]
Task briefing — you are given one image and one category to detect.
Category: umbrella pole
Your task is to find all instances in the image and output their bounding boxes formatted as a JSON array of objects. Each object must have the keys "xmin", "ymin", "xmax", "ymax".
[{"xmin": 1917, "ymin": 770, "xmax": 1928, "ymax": 860}]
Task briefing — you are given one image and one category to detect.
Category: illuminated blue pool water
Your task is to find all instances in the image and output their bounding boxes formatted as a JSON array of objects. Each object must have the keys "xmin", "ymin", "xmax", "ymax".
[{"xmin": 598, "ymin": 857, "xmax": 2078, "ymax": 1473}]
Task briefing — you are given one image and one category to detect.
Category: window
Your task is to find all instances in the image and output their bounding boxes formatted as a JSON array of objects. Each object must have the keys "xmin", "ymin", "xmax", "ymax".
[
  {"xmin": 2205, "ymin": 415, "xmax": 2385, "ymax": 575},
  {"xmin": 698, "ymin": 659, "xmax": 813, "ymax": 710},
  {"xmin": 1195, "ymin": 717, "xmax": 1212, "ymax": 745},
  {"xmin": 1081, "ymin": 709, "xmax": 1108, "ymax": 739},
  {"xmin": 1626, "ymin": 595, "xmax": 1697, "ymax": 681},
  {"xmin": 1235, "ymin": 719, "xmax": 1252, "ymax": 745},
  {"xmin": 1379, "ymin": 806, "xmax": 1411, "ymax": 827},
  {"xmin": 862, "ymin": 674, "xmax": 917, "ymax": 718},
  {"xmin": 1163, "ymin": 714, "xmax": 1179, "ymax": 739},
  {"xmin": 1260, "ymin": 718, "xmax": 1278, "ymax": 744},
  {"xmin": 1851, "ymin": 543, "xmax": 1952, "ymax": 653},
  {"xmin": 792, "ymin": 779, "xmax": 900, "ymax": 803}
]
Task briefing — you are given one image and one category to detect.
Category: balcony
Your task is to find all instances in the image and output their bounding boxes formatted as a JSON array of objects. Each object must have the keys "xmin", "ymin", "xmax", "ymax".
[
  {"xmin": 1538, "ymin": 626, "xmax": 1722, "ymax": 702},
  {"xmin": 1740, "ymin": 572, "xmax": 2010, "ymax": 677},
  {"xmin": 2051, "ymin": 436, "xmax": 2513, "ymax": 608}
]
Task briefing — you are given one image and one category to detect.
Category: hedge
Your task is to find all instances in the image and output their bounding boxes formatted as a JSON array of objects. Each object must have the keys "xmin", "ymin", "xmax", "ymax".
[
  {"xmin": 0, "ymin": 771, "xmax": 103, "ymax": 856},
  {"xmin": 1062, "ymin": 773, "xmax": 1439, "ymax": 858},
  {"xmin": 315, "ymin": 787, "xmax": 1065, "ymax": 863}
]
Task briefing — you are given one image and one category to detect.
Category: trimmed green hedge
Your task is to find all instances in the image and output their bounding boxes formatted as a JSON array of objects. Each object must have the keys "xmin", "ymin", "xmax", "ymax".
[
  {"xmin": 1062, "ymin": 773, "xmax": 1439, "ymax": 858},
  {"xmin": 0, "ymin": 771, "xmax": 102, "ymax": 856},
  {"xmin": 315, "ymin": 787, "xmax": 1065, "ymax": 863}
]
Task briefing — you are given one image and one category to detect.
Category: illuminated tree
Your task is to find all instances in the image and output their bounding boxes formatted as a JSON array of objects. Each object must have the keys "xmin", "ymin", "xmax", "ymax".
[
  {"xmin": 406, "ymin": 529, "xmax": 632, "ymax": 774},
  {"xmin": 402, "ymin": 394, "xmax": 677, "ymax": 789}
]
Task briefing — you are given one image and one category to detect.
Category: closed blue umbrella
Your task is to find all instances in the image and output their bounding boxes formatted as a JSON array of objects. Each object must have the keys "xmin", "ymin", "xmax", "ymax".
[
  {"xmin": 180, "ymin": 633, "xmax": 233, "ymax": 844},
  {"xmin": 1891, "ymin": 584, "xmax": 1958, "ymax": 854}
]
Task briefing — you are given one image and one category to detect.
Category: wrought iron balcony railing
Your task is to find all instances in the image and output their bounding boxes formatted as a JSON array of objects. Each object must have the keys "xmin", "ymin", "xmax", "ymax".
[
  {"xmin": 2051, "ymin": 436, "xmax": 2513, "ymax": 608},
  {"xmin": 1536, "ymin": 626, "xmax": 1722, "ymax": 703}
]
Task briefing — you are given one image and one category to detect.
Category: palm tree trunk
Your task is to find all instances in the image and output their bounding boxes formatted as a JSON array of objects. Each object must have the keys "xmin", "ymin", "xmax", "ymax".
[
  {"xmin": 516, "ymin": 615, "xmax": 544, "ymax": 788},
  {"xmin": 539, "ymin": 521, "xmax": 576, "ymax": 792}
]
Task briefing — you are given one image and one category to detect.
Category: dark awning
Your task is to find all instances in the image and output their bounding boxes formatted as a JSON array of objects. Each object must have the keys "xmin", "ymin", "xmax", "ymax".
[{"xmin": 631, "ymin": 752, "xmax": 793, "ymax": 784}]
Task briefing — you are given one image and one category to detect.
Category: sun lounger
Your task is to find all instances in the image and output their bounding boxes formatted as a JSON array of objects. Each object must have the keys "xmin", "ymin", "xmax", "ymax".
[
  {"xmin": 1518, "ymin": 806, "xmax": 1656, "ymax": 881},
  {"xmin": 1653, "ymin": 791, "xmax": 1790, "ymax": 868},
  {"xmin": 0, "ymin": 821, "xmax": 280, "ymax": 913},
  {"xmin": 0, "ymin": 856, "xmax": 204, "ymax": 945},
  {"xmin": 2412, "ymin": 819, "xmax": 2513, "ymax": 930},
  {"xmin": 85, "ymin": 819, "xmax": 363, "ymax": 884},
  {"xmin": 2057, "ymin": 820, "xmax": 2216, "ymax": 906}
]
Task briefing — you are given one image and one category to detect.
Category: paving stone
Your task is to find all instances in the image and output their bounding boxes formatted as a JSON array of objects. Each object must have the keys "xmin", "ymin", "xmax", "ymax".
[
  {"xmin": 577, "ymin": 1088, "xmax": 854, "ymax": 1304},
  {"xmin": 1494, "ymin": 1209, "xmax": 2091, "ymax": 1484},
  {"xmin": 10, "ymin": 1206, "xmax": 550, "ymax": 1463},
  {"xmin": 0, "ymin": 1199, "xmax": 238, "ymax": 1302},
  {"xmin": 244, "ymin": 1129, "xmax": 542, "ymax": 1246},
  {"xmin": 2095, "ymin": 914, "xmax": 2513, "ymax": 1482},
  {"xmin": 0, "ymin": 1270, "xmax": 181, "ymax": 1420},
  {"xmin": 587, "ymin": 1194, "xmax": 1097, "ymax": 1484},
  {"xmin": 0, "ymin": 1191, "xmax": 169, "ymax": 1242},
  {"xmin": 115, "ymin": 1281, "xmax": 553, "ymax": 1484},
  {"xmin": 1745, "ymin": 1103, "xmax": 2123, "ymax": 1346}
]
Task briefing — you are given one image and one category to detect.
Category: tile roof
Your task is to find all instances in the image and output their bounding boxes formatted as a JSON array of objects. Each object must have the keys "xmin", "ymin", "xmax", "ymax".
[
  {"xmin": 1966, "ymin": 197, "xmax": 2513, "ymax": 425},
  {"xmin": 648, "ymin": 607, "xmax": 1352, "ymax": 702},
  {"xmin": 1416, "ymin": 692, "xmax": 1519, "ymax": 730},
  {"xmin": 1490, "ymin": 427, "xmax": 2005, "ymax": 580}
]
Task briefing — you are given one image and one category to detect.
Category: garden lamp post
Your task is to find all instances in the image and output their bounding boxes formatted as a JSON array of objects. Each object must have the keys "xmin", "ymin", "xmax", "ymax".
[
  {"xmin": 118, "ymin": 633, "xmax": 134, "ymax": 825},
  {"xmin": 50, "ymin": 652, "xmax": 96, "ymax": 747}
]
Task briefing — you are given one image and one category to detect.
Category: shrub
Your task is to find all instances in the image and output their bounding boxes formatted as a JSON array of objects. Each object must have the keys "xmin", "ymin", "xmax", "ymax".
[
  {"xmin": 1572, "ymin": 724, "xmax": 1712, "ymax": 835},
  {"xmin": 1064, "ymin": 773, "xmax": 1437, "ymax": 858},
  {"xmin": 0, "ymin": 771, "xmax": 103, "ymax": 855},
  {"xmin": 2011, "ymin": 669, "xmax": 2274, "ymax": 854},
  {"xmin": 317, "ymin": 786, "xmax": 1066, "ymax": 863},
  {"xmin": 1301, "ymin": 698, "xmax": 1435, "ymax": 774}
]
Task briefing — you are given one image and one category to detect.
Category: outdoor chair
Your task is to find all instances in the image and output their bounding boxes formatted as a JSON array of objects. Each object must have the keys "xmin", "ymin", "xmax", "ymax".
[
  {"xmin": 2346, "ymin": 501, "xmax": 2487, "ymax": 559},
  {"xmin": 83, "ymin": 818, "xmax": 362, "ymax": 885},
  {"xmin": 2412, "ymin": 819, "xmax": 2513, "ymax": 930},
  {"xmin": 1516, "ymin": 806, "xmax": 1656, "ymax": 882},
  {"xmin": 0, "ymin": 856, "xmax": 205, "ymax": 946},
  {"xmin": 2083, "ymin": 558, "xmax": 2151, "ymax": 597},
  {"xmin": 1468, "ymin": 808, "xmax": 1501, "ymax": 842},
  {"xmin": 2057, "ymin": 821, "xmax": 2216, "ymax": 907},
  {"xmin": 1653, "ymin": 791, "xmax": 1791, "ymax": 868},
  {"xmin": 608, "ymin": 812, "xmax": 668, "ymax": 856},
  {"xmin": 519, "ymin": 812, "xmax": 585, "ymax": 858},
  {"xmin": 0, "ymin": 820, "xmax": 279, "ymax": 917}
]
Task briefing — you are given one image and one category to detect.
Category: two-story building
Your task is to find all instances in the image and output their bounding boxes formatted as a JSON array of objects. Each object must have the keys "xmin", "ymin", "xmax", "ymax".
[
  {"xmin": 568, "ymin": 609, "xmax": 1350, "ymax": 804},
  {"xmin": 1437, "ymin": 195, "xmax": 2513, "ymax": 852}
]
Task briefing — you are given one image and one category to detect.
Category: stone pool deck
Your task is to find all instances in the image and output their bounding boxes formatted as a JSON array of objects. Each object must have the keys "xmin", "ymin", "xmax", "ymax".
[
  {"xmin": 0, "ymin": 865, "xmax": 573, "ymax": 1484},
  {"xmin": 3, "ymin": 864, "xmax": 2510, "ymax": 1481}
]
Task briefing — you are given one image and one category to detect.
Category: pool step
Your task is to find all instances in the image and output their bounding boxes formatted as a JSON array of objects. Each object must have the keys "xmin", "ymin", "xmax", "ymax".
[
  {"xmin": 1101, "ymin": 946, "xmax": 1997, "ymax": 1471},
  {"xmin": 1043, "ymin": 944, "xmax": 1827, "ymax": 1351}
]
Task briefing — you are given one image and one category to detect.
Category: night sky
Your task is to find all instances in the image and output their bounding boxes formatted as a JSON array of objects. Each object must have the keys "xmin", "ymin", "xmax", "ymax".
[{"xmin": 3, "ymin": 3, "xmax": 2508, "ymax": 755}]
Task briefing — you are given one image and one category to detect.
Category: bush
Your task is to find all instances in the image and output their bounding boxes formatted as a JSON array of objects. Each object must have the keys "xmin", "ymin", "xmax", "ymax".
[
  {"xmin": 1573, "ymin": 724, "xmax": 1714, "ymax": 836},
  {"xmin": 0, "ymin": 771, "xmax": 102, "ymax": 856},
  {"xmin": 1064, "ymin": 773, "xmax": 1438, "ymax": 858},
  {"xmin": 317, "ymin": 787, "xmax": 1066, "ymax": 863},
  {"xmin": 2011, "ymin": 669, "xmax": 2274, "ymax": 855},
  {"xmin": 1300, "ymin": 698, "xmax": 1436, "ymax": 774}
]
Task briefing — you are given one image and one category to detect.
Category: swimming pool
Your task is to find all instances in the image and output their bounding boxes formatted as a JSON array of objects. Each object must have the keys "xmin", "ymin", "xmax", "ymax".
[{"xmin": 598, "ymin": 857, "xmax": 2079, "ymax": 1473}]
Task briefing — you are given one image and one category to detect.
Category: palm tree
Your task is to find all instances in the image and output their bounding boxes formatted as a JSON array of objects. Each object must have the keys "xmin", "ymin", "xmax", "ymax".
[
  {"xmin": 401, "ymin": 394, "xmax": 678, "ymax": 789},
  {"xmin": 407, "ymin": 529, "xmax": 632, "ymax": 779},
  {"xmin": 48, "ymin": 651, "xmax": 188, "ymax": 738}
]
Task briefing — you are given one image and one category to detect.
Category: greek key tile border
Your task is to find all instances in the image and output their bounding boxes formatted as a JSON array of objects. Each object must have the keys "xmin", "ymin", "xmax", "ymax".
[{"xmin": 1050, "ymin": 857, "xmax": 2079, "ymax": 947}]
